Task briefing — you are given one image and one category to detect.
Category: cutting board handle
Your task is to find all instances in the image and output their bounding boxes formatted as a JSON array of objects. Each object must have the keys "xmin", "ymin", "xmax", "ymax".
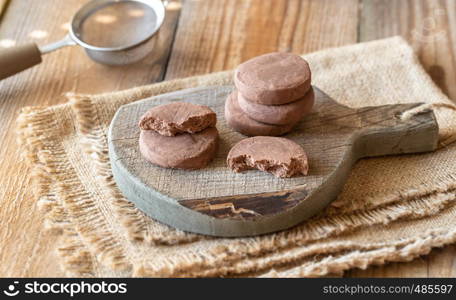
[{"xmin": 355, "ymin": 103, "xmax": 439, "ymax": 158}]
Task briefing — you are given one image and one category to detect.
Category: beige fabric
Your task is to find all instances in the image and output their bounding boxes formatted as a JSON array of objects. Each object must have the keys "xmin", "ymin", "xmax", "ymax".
[{"xmin": 17, "ymin": 36, "xmax": 456, "ymax": 277}]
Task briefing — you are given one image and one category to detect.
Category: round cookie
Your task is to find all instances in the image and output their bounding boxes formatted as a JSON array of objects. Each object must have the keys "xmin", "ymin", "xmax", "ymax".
[
  {"xmin": 234, "ymin": 52, "xmax": 311, "ymax": 105},
  {"xmin": 227, "ymin": 136, "xmax": 309, "ymax": 178},
  {"xmin": 238, "ymin": 87, "xmax": 315, "ymax": 125},
  {"xmin": 224, "ymin": 91, "xmax": 298, "ymax": 136},
  {"xmin": 138, "ymin": 102, "xmax": 216, "ymax": 136},
  {"xmin": 139, "ymin": 127, "xmax": 218, "ymax": 170}
]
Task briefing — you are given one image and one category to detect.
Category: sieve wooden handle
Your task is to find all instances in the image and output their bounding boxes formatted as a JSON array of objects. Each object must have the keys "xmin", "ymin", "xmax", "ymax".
[{"xmin": 0, "ymin": 43, "xmax": 42, "ymax": 80}]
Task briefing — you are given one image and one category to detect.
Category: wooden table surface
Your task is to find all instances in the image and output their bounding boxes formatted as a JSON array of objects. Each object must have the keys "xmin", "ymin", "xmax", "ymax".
[{"xmin": 0, "ymin": 0, "xmax": 455, "ymax": 277}]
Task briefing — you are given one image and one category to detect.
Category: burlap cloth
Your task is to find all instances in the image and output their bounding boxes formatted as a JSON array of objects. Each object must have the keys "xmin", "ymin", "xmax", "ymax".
[{"xmin": 17, "ymin": 36, "xmax": 456, "ymax": 277}]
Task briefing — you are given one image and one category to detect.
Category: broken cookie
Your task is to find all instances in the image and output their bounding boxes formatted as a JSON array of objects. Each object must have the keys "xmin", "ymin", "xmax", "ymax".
[
  {"xmin": 227, "ymin": 136, "xmax": 308, "ymax": 178},
  {"xmin": 138, "ymin": 102, "xmax": 216, "ymax": 136}
]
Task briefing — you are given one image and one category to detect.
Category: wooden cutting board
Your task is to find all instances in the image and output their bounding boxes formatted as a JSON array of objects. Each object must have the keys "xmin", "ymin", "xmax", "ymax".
[{"xmin": 108, "ymin": 85, "xmax": 438, "ymax": 237}]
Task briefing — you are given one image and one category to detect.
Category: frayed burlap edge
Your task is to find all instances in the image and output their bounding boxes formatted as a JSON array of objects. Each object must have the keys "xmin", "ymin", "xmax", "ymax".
[
  {"xmin": 133, "ymin": 190, "xmax": 456, "ymax": 277},
  {"xmin": 17, "ymin": 106, "xmax": 132, "ymax": 275},
  {"xmin": 261, "ymin": 227, "xmax": 456, "ymax": 277}
]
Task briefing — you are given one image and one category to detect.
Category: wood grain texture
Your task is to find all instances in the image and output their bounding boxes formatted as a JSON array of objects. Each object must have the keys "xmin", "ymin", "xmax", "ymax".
[
  {"xmin": 109, "ymin": 86, "xmax": 437, "ymax": 236},
  {"xmin": 0, "ymin": 0, "xmax": 180, "ymax": 276},
  {"xmin": 165, "ymin": 0, "xmax": 359, "ymax": 79},
  {"xmin": 179, "ymin": 187, "xmax": 308, "ymax": 220},
  {"xmin": 359, "ymin": 0, "xmax": 456, "ymax": 104},
  {"xmin": 0, "ymin": 0, "xmax": 455, "ymax": 276}
]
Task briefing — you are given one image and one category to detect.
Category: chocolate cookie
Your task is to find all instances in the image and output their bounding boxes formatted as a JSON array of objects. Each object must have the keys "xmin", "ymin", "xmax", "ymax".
[
  {"xmin": 139, "ymin": 102, "xmax": 216, "ymax": 136},
  {"xmin": 227, "ymin": 136, "xmax": 309, "ymax": 178},
  {"xmin": 234, "ymin": 52, "xmax": 311, "ymax": 105},
  {"xmin": 224, "ymin": 91, "xmax": 297, "ymax": 136},
  {"xmin": 238, "ymin": 87, "xmax": 315, "ymax": 125},
  {"xmin": 139, "ymin": 127, "xmax": 218, "ymax": 170}
]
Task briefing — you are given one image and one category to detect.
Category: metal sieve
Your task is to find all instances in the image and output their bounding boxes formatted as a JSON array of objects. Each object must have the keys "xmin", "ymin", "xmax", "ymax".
[{"xmin": 0, "ymin": 0, "xmax": 167, "ymax": 80}]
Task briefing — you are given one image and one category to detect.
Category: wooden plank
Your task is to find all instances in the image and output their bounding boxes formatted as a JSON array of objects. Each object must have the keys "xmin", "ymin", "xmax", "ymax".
[
  {"xmin": 0, "ymin": 0, "xmax": 180, "ymax": 276},
  {"xmin": 164, "ymin": 0, "xmax": 359, "ymax": 79},
  {"xmin": 345, "ymin": 0, "xmax": 456, "ymax": 278}
]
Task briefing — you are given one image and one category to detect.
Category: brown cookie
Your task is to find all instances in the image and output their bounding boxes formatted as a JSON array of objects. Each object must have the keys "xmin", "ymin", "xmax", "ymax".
[
  {"xmin": 139, "ymin": 127, "xmax": 218, "ymax": 170},
  {"xmin": 227, "ymin": 136, "xmax": 309, "ymax": 178},
  {"xmin": 238, "ymin": 87, "xmax": 315, "ymax": 125},
  {"xmin": 138, "ymin": 102, "xmax": 216, "ymax": 136},
  {"xmin": 234, "ymin": 52, "xmax": 311, "ymax": 105},
  {"xmin": 224, "ymin": 91, "xmax": 298, "ymax": 136}
]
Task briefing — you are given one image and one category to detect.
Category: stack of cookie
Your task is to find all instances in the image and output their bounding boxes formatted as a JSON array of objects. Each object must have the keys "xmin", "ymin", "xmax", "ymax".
[
  {"xmin": 225, "ymin": 52, "xmax": 314, "ymax": 136},
  {"xmin": 138, "ymin": 102, "xmax": 218, "ymax": 170}
]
